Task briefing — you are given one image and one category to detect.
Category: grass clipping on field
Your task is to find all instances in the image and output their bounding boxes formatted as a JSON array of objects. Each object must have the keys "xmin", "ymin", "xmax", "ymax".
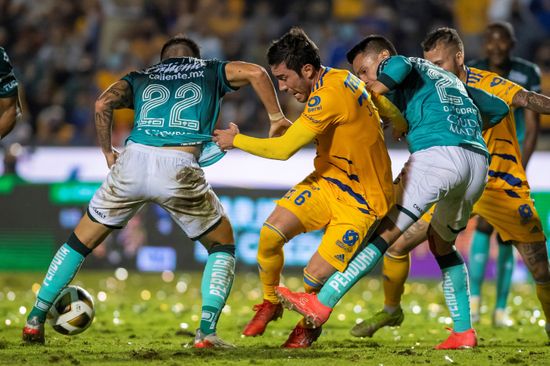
[{"xmin": 0, "ymin": 271, "xmax": 547, "ymax": 366}]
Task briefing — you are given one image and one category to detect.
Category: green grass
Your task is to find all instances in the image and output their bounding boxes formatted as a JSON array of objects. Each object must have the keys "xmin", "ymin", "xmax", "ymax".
[{"xmin": 0, "ymin": 271, "xmax": 548, "ymax": 365}]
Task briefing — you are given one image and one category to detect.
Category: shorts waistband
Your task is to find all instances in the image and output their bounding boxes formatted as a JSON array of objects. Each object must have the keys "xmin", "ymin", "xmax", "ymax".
[{"xmin": 126, "ymin": 142, "xmax": 198, "ymax": 161}]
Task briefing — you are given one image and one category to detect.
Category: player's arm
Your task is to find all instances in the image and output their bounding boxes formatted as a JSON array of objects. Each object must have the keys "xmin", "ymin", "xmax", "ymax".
[
  {"xmin": 511, "ymin": 89, "xmax": 550, "ymax": 114},
  {"xmin": 466, "ymin": 85, "xmax": 509, "ymax": 129},
  {"xmin": 368, "ymin": 56, "xmax": 413, "ymax": 95},
  {"xmin": 224, "ymin": 61, "xmax": 291, "ymax": 137},
  {"xmin": 0, "ymin": 94, "xmax": 17, "ymax": 138},
  {"xmin": 95, "ymin": 80, "xmax": 133, "ymax": 168},
  {"xmin": 213, "ymin": 120, "xmax": 316, "ymax": 160},
  {"xmin": 521, "ymin": 108, "xmax": 539, "ymax": 168},
  {"xmin": 370, "ymin": 93, "xmax": 408, "ymax": 138}
]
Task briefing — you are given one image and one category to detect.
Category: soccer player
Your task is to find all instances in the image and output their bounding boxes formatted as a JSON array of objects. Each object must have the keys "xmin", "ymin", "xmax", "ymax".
[
  {"xmin": 352, "ymin": 27, "xmax": 550, "ymax": 345},
  {"xmin": 274, "ymin": 35, "xmax": 510, "ymax": 349},
  {"xmin": 0, "ymin": 47, "xmax": 20, "ymax": 138},
  {"xmin": 467, "ymin": 21, "xmax": 542, "ymax": 326},
  {"xmin": 214, "ymin": 27, "xmax": 398, "ymax": 348},
  {"xmin": 22, "ymin": 35, "xmax": 290, "ymax": 347}
]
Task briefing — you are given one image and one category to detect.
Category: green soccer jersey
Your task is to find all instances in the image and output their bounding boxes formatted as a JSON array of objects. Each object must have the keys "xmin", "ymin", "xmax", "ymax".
[
  {"xmin": 378, "ymin": 56, "xmax": 508, "ymax": 155},
  {"xmin": 122, "ymin": 57, "xmax": 236, "ymax": 166},
  {"xmin": 468, "ymin": 57, "xmax": 541, "ymax": 149},
  {"xmin": 0, "ymin": 47, "xmax": 18, "ymax": 98}
]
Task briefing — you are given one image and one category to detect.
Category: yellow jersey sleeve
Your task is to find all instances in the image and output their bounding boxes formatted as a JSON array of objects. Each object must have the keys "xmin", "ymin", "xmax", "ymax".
[
  {"xmin": 297, "ymin": 86, "xmax": 347, "ymax": 133},
  {"xmin": 476, "ymin": 71, "xmax": 523, "ymax": 106},
  {"xmin": 371, "ymin": 93, "xmax": 408, "ymax": 134}
]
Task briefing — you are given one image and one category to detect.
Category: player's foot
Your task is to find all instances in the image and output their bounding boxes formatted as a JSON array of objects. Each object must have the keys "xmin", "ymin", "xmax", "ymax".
[
  {"xmin": 350, "ymin": 308, "xmax": 405, "ymax": 338},
  {"xmin": 275, "ymin": 286, "xmax": 332, "ymax": 328},
  {"xmin": 193, "ymin": 329, "xmax": 235, "ymax": 348},
  {"xmin": 242, "ymin": 299, "xmax": 284, "ymax": 336},
  {"xmin": 434, "ymin": 328, "xmax": 477, "ymax": 350},
  {"xmin": 470, "ymin": 296, "xmax": 480, "ymax": 324},
  {"xmin": 22, "ymin": 316, "xmax": 45, "ymax": 344},
  {"xmin": 282, "ymin": 323, "xmax": 322, "ymax": 348},
  {"xmin": 492, "ymin": 308, "xmax": 513, "ymax": 327}
]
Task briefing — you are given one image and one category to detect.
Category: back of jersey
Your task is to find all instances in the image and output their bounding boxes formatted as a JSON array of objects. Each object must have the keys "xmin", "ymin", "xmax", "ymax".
[
  {"xmin": 123, "ymin": 57, "xmax": 235, "ymax": 149},
  {"xmin": 382, "ymin": 56, "xmax": 488, "ymax": 155}
]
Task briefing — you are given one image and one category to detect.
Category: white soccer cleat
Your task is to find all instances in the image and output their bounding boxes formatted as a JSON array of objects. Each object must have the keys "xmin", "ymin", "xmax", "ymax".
[
  {"xmin": 193, "ymin": 329, "xmax": 236, "ymax": 348},
  {"xmin": 492, "ymin": 308, "xmax": 514, "ymax": 328}
]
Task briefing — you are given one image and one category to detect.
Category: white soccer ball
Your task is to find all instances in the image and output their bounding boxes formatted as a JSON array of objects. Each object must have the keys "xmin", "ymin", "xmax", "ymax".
[{"xmin": 47, "ymin": 285, "xmax": 95, "ymax": 335}]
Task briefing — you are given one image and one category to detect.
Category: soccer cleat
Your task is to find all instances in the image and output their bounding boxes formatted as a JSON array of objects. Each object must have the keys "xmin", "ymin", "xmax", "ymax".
[
  {"xmin": 275, "ymin": 286, "xmax": 332, "ymax": 328},
  {"xmin": 470, "ymin": 295, "xmax": 480, "ymax": 324},
  {"xmin": 434, "ymin": 328, "xmax": 477, "ymax": 350},
  {"xmin": 193, "ymin": 329, "xmax": 235, "ymax": 349},
  {"xmin": 22, "ymin": 316, "xmax": 45, "ymax": 344},
  {"xmin": 492, "ymin": 308, "xmax": 513, "ymax": 327},
  {"xmin": 350, "ymin": 308, "xmax": 405, "ymax": 338},
  {"xmin": 242, "ymin": 300, "xmax": 284, "ymax": 336},
  {"xmin": 282, "ymin": 323, "xmax": 322, "ymax": 348}
]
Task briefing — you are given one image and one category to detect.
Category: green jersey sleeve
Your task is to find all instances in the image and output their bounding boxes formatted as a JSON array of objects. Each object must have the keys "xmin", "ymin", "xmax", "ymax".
[
  {"xmin": 377, "ymin": 56, "xmax": 413, "ymax": 90},
  {"xmin": 0, "ymin": 47, "xmax": 18, "ymax": 98},
  {"xmin": 465, "ymin": 84, "xmax": 509, "ymax": 128}
]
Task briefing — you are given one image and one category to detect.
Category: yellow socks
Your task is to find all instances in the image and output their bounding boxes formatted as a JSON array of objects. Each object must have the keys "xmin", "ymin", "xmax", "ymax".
[
  {"xmin": 257, "ymin": 223, "xmax": 287, "ymax": 303},
  {"xmin": 303, "ymin": 268, "xmax": 324, "ymax": 294},
  {"xmin": 383, "ymin": 252, "xmax": 410, "ymax": 311}
]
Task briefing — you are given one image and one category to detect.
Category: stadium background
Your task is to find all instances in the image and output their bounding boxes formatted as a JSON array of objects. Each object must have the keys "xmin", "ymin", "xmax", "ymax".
[{"xmin": 1, "ymin": 0, "xmax": 550, "ymax": 280}]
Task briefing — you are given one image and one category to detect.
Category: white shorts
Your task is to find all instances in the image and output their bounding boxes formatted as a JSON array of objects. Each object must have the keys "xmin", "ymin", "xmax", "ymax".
[
  {"xmin": 388, "ymin": 145, "xmax": 488, "ymax": 241},
  {"xmin": 88, "ymin": 143, "xmax": 225, "ymax": 240}
]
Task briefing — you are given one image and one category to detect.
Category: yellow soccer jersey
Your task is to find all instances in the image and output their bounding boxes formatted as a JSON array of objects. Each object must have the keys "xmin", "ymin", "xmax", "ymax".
[
  {"xmin": 466, "ymin": 67, "xmax": 528, "ymax": 192},
  {"xmin": 295, "ymin": 67, "xmax": 394, "ymax": 216}
]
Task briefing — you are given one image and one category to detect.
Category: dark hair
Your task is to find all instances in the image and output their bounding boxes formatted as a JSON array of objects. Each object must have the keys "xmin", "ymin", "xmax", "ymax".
[
  {"xmin": 267, "ymin": 27, "xmax": 321, "ymax": 74},
  {"xmin": 421, "ymin": 27, "xmax": 464, "ymax": 53},
  {"xmin": 160, "ymin": 35, "xmax": 201, "ymax": 60},
  {"xmin": 486, "ymin": 21, "xmax": 516, "ymax": 43},
  {"xmin": 346, "ymin": 35, "xmax": 397, "ymax": 64}
]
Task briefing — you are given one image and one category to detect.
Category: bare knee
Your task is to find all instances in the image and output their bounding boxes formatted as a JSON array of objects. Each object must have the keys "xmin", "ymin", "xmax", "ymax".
[{"xmin": 199, "ymin": 216, "xmax": 235, "ymax": 250}]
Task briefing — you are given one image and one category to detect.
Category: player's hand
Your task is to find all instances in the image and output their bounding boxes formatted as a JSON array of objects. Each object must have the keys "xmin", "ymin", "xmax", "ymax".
[
  {"xmin": 268, "ymin": 118, "xmax": 292, "ymax": 137},
  {"xmin": 103, "ymin": 148, "xmax": 119, "ymax": 169},
  {"xmin": 392, "ymin": 127, "xmax": 406, "ymax": 142},
  {"xmin": 213, "ymin": 122, "xmax": 240, "ymax": 151}
]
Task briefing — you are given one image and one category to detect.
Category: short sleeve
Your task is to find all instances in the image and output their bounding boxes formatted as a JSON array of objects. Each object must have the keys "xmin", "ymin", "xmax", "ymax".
[
  {"xmin": 121, "ymin": 71, "xmax": 135, "ymax": 87},
  {"xmin": 377, "ymin": 56, "xmax": 412, "ymax": 90},
  {"xmin": 296, "ymin": 87, "xmax": 346, "ymax": 134},
  {"xmin": 480, "ymin": 74, "xmax": 523, "ymax": 106},
  {"xmin": 216, "ymin": 61, "xmax": 238, "ymax": 95}
]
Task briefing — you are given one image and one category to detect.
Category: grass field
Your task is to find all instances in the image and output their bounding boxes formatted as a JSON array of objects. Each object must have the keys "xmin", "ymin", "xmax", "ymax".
[{"xmin": 0, "ymin": 271, "xmax": 548, "ymax": 366}]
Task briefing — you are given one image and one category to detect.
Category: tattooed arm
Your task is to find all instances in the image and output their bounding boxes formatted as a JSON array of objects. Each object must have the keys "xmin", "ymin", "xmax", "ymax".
[
  {"xmin": 95, "ymin": 80, "xmax": 133, "ymax": 168},
  {"xmin": 512, "ymin": 89, "xmax": 550, "ymax": 114}
]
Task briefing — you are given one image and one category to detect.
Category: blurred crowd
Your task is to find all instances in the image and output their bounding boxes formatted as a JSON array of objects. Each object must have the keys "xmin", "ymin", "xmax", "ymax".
[{"xmin": 1, "ymin": 0, "xmax": 550, "ymax": 148}]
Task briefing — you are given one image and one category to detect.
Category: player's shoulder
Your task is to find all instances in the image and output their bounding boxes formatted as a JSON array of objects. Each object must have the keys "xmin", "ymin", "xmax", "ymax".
[
  {"xmin": 310, "ymin": 67, "xmax": 346, "ymax": 95},
  {"xmin": 466, "ymin": 66, "xmax": 499, "ymax": 84}
]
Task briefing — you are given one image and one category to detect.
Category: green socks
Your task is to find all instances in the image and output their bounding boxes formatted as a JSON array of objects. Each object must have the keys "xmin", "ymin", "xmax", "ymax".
[
  {"xmin": 317, "ymin": 236, "xmax": 389, "ymax": 308},
  {"xmin": 199, "ymin": 245, "xmax": 235, "ymax": 335},
  {"xmin": 495, "ymin": 239, "xmax": 514, "ymax": 310},
  {"xmin": 29, "ymin": 234, "xmax": 91, "ymax": 322},
  {"xmin": 469, "ymin": 230, "xmax": 490, "ymax": 297},
  {"xmin": 437, "ymin": 251, "xmax": 472, "ymax": 332}
]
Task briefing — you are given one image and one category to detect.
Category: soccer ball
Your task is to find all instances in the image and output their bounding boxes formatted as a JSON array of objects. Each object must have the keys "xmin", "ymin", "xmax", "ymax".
[{"xmin": 47, "ymin": 285, "xmax": 95, "ymax": 335}]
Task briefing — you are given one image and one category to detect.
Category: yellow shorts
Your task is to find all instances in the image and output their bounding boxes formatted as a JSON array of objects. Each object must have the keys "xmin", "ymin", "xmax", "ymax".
[
  {"xmin": 276, "ymin": 174, "xmax": 379, "ymax": 272},
  {"xmin": 420, "ymin": 188, "xmax": 545, "ymax": 243}
]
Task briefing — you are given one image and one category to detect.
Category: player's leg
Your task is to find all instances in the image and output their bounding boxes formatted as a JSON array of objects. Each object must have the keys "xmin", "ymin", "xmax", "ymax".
[
  {"xmin": 244, "ymin": 175, "xmax": 328, "ymax": 336},
  {"xmin": 193, "ymin": 215, "xmax": 237, "ymax": 348},
  {"xmin": 22, "ymin": 214, "xmax": 114, "ymax": 344},
  {"xmin": 23, "ymin": 146, "xmax": 144, "ymax": 344},
  {"xmin": 428, "ymin": 147, "xmax": 489, "ymax": 350},
  {"xmin": 493, "ymin": 235, "xmax": 514, "ymax": 327},
  {"xmin": 351, "ymin": 217, "xmax": 430, "ymax": 337},
  {"xmin": 472, "ymin": 188, "xmax": 547, "ymax": 331},
  {"xmin": 513, "ymin": 241, "xmax": 550, "ymax": 339},
  {"xmin": 468, "ymin": 217, "xmax": 492, "ymax": 323}
]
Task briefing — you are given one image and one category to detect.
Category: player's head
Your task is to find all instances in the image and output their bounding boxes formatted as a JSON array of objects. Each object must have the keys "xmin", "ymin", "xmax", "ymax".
[
  {"xmin": 267, "ymin": 27, "xmax": 322, "ymax": 102},
  {"xmin": 483, "ymin": 21, "xmax": 516, "ymax": 66},
  {"xmin": 346, "ymin": 35, "xmax": 397, "ymax": 83},
  {"xmin": 160, "ymin": 35, "xmax": 201, "ymax": 61},
  {"xmin": 421, "ymin": 27, "xmax": 464, "ymax": 76}
]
